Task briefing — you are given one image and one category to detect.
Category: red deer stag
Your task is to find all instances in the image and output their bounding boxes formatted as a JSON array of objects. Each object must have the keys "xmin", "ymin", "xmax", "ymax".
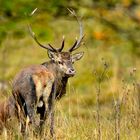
[{"xmin": 12, "ymin": 9, "xmax": 84, "ymax": 136}]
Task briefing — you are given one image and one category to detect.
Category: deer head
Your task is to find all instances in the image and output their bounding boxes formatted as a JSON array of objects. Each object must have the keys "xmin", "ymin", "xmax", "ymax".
[{"xmin": 28, "ymin": 9, "xmax": 84, "ymax": 77}]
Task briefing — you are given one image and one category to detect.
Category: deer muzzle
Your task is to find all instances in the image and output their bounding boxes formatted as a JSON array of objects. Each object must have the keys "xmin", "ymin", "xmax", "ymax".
[{"xmin": 66, "ymin": 68, "xmax": 75, "ymax": 76}]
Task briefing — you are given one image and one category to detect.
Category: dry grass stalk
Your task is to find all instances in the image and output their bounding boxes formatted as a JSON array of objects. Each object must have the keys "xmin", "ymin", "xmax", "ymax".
[{"xmin": 94, "ymin": 58, "xmax": 109, "ymax": 140}]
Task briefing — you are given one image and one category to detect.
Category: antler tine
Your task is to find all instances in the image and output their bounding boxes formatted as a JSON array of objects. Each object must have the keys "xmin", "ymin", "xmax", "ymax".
[
  {"xmin": 58, "ymin": 36, "xmax": 65, "ymax": 52},
  {"xmin": 68, "ymin": 8, "xmax": 84, "ymax": 52},
  {"xmin": 69, "ymin": 38, "xmax": 78, "ymax": 52},
  {"xmin": 28, "ymin": 24, "xmax": 57, "ymax": 52}
]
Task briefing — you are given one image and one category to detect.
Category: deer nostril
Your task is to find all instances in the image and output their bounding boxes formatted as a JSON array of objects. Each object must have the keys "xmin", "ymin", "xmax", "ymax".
[
  {"xmin": 69, "ymin": 69, "xmax": 75, "ymax": 74},
  {"xmin": 66, "ymin": 68, "xmax": 75, "ymax": 76}
]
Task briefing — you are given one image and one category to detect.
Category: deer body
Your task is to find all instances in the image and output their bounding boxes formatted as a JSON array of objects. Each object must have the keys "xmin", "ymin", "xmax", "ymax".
[
  {"xmin": 12, "ymin": 65, "xmax": 54, "ymax": 126},
  {"xmin": 12, "ymin": 9, "xmax": 84, "ymax": 136}
]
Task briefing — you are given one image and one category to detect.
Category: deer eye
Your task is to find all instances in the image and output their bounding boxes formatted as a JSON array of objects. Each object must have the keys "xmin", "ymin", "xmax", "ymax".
[{"xmin": 58, "ymin": 61, "xmax": 63, "ymax": 65}]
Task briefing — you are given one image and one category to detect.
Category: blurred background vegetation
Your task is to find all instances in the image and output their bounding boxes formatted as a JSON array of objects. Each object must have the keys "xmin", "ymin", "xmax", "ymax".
[{"xmin": 1, "ymin": 0, "xmax": 140, "ymax": 139}]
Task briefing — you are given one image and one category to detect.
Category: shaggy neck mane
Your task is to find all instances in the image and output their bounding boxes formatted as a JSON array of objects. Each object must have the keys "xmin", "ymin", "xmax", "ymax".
[{"xmin": 42, "ymin": 61, "xmax": 69, "ymax": 99}]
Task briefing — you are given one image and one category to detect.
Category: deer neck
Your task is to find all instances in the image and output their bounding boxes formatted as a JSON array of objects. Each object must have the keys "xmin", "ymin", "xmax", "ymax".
[
  {"xmin": 42, "ymin": 61, "xmax": 65, "ymax": 77},
  {"xmin": 42, "ymin": 61, "xmax": 69, "ymax": 99}
]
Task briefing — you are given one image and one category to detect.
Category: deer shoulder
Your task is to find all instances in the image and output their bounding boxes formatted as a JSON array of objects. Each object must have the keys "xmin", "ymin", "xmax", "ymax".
[{"xmin": 31, "ymin": 66, "xmax": 55, "ymax": 104}]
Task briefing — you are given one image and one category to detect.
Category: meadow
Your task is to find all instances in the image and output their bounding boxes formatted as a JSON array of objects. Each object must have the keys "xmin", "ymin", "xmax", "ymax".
[{"xmin": 0, "ymin": 1, "xmax": 140, "ymax": 139}]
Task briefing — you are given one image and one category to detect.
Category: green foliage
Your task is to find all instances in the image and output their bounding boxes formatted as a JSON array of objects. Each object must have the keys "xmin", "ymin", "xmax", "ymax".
[
  {"xmin": 1, "ymin": 0, "xmax": 140, "ymax": 54},
  {"xmin": 0, "ymin": 0, "xmax": 36, "ymax": 17}
]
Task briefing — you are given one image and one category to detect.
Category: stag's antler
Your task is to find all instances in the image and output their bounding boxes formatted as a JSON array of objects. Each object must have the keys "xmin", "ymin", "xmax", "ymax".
[
  {"xmin": 57, "ymin": 36, "xmax": 65, "ymax": 52},
  {"xmin": 28, "ymin": 24, "xmax": 57, "ymax": 52},
  {"xmin": 28, "ymin": 8, "xmax": 84, "ymax": 53},
  {"xmin": 68, "ymin": 8, "xmax": 84, "ymax": 52}
]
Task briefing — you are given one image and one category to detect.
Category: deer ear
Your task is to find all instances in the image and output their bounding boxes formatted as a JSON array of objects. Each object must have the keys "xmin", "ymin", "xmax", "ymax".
[
  {"xmin": 48, "ymin": 50, "xmax": 56, "ymax": 60},
  {"xmin": 72, "ymin": 52, "xmax": 84, "ymax": 63}
]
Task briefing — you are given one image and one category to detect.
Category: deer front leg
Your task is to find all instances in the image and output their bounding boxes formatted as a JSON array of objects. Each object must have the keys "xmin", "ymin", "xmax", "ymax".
[
  {"xmin": 49, "ymin": 82, "xmax": 56, "ymax": 139},
  {"xmin": 38, "ymin": 80, "xmax": 54, "ymax": 135},
  {"xmin": 42, "ymin": 88, "xmax": 56, "ymax": 140},
  {"xmin": 42, "ymin": 82, "xmax": 53, "ymax": 121}
]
